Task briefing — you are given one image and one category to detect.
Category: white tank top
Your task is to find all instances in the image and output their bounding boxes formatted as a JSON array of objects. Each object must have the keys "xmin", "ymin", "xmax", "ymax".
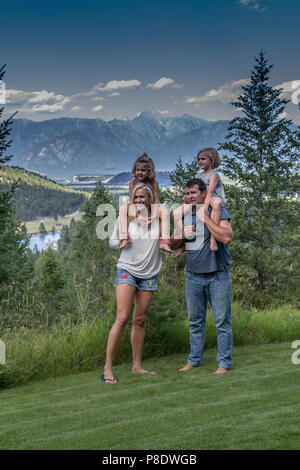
[{"xmin": 109, "ymin": 217, "xmax": 162, "ymax": 279}]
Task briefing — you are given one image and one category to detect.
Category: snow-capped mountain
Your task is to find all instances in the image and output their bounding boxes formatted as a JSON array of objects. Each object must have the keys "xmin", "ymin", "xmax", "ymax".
[{"xmin": 9, "ymin": 110, "xmax": 229, "ymax": 178}]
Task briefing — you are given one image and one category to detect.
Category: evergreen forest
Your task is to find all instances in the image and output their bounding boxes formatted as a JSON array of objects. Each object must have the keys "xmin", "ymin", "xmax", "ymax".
[{"xmin": 0, "ymin": 166, "xmax": 87, "ymax": 220}]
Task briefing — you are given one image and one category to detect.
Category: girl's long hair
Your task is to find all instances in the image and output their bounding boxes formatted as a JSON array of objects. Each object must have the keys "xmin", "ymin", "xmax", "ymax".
[{"xmin": 131, "ymin": 153, "xmax": 156, "ymax": 180}]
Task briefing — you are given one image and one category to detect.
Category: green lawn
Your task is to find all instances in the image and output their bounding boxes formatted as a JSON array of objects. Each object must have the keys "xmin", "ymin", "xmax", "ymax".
[
  {"xmin": 1, "ymin": 342, "xmax": 299, "ymax": 450},
  {"xmin": 25, "ymin": 212, "xmax": 83, "ymax": 234}
]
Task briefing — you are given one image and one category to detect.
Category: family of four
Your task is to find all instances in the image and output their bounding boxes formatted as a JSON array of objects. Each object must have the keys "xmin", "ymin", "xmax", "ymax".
[{"xmin": 101, "ymin": 148, "xmax": 233, "ymax": 384}]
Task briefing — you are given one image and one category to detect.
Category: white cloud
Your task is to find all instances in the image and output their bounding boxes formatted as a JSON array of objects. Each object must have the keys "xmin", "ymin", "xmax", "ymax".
[
  {"xmin": 92, "ymin": 105, "xmax": 105, "ymax": 112},
  {"xmin": 108, "ymin": 92, "xmax": 120, "ymax": 97},
  {"xmin": 29, "ymin": 90, "xmax": 57, "ymax": 103},
  {"xmin": 92, "ymin": 96, "xmax": 105, "ymax": 101},
  {"xmin": 57, "ymin": 96, "xmax": 71, "ymax": 106},
  {"xmin": 158, "ymin": 110, "xmax": 169, "ymax": 115},
  {"xmin": 5, "ymin": 89, "xmax": 32, "ymax": 103},
  {"xmin": 96, "ymin": 80, "xmax": 141, "ymax": 91},
  {"xmin": 31, "ymin": 103, "xmax": 65, "ymax": 113},
  {"xmin": 6, "ymin": 88, "xmax": 71, "ymax": 110},
  {"xmin": 147, "ymin": 77, "xmax": 175, "ymax": 90},
  {"xmin": 185, "ymin": 79, "xmax": 250, "ymax": 106},
  {"xmin": 71, "ymin": 106, "xmax": 82, "ymax": 112},
  {"xmin": 237, "ymin": 0, "xmax": 269, "ymax": 12}
]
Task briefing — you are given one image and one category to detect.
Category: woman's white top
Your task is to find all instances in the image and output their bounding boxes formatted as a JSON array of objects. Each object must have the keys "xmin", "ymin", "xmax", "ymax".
[{"xmin": 109, "ymin": 216, "xmax": 162, "ymax": 279}]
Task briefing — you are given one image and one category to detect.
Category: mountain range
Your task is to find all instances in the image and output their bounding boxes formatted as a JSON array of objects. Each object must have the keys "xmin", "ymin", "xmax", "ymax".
[{"xmin": 9, "ymin": 109, "xmax": 230, "ymax": 178}]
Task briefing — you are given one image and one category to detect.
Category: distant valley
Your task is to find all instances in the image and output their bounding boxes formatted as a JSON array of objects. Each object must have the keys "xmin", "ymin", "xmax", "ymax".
[{"xmin": 9, "ymin": 110, "xmax": 230, "ymax": 179}]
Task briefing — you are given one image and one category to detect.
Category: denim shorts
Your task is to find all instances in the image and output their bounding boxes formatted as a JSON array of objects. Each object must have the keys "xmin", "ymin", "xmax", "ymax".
[{"xmin": 115, "ymin": 268, "xmax": 158, "ymax": 291}]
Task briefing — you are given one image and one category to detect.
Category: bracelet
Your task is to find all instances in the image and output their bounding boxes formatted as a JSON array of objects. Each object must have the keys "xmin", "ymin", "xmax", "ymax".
[{"xmin": 120, "ymin": 233, "xmax": 129, "ymax": 240}]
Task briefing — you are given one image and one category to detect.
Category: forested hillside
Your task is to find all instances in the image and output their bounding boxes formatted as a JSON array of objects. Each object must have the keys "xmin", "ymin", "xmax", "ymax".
[{"xmin": 0, "ymin": 166, "xmax": 88, "ymax": 220}]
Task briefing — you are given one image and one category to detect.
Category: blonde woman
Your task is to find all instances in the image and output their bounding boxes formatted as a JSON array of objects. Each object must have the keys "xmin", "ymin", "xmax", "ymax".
[
  {"xmin": 119, "ymin": 153, "xmax": 171, "ymax": 252},
  {"xmin": 101, "ymin": 183, "xmax": 163, "ymax": 384}
]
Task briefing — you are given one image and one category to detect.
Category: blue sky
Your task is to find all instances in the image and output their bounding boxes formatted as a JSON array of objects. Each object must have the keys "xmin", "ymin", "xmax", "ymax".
[{"xmin": 1, "ymin": 0, "xmax": 300, "ymax": 122}]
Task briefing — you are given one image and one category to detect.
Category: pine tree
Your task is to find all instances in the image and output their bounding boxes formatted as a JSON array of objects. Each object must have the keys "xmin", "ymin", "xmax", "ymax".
[
  {"xmin": 0, "ymin": 65, "xmax": 15, "ymax": 166},
  {"xmin": 32, "ymin": 247, "xmax": 66, "ymax": 320},
  {"xmin": 0, "ymin": 65, "xmax": 32, "ymax": 301},
  {"xmin": 39, "ymin": 222, "xmax": 46, "ymax": 234},
  {"xmin": 69, "ymin": 183, "xmax": 117, "ymax": 312},
  {"xmin": 163, "ymin": 156, "xmax": 199, "ymax": 205},
  {"xmin": 219, "ymin": 51, "xmax": 300, "ymax": 305}
]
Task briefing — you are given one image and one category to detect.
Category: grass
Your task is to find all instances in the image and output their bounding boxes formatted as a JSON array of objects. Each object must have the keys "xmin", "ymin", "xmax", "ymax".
[
  {"xmin": 0, "ymin": 342, "xmax": 299, "ymax": 450},
  {"xmin": 1, "ymin": 303, "xmax": 300, "ymax": 389}
]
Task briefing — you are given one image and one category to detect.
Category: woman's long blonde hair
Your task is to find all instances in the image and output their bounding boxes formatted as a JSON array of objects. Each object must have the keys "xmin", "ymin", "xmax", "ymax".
[{"xmin": 129, "ymin": 183, "xmax": 155, "ymax": 219}]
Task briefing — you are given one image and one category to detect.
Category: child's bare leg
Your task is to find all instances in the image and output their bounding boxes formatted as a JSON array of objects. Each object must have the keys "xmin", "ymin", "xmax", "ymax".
[
  {"xmin": 159, "ymin": 205, "xmax": 172, "ymax": 252},
  {"xmin": 209, "ymin": 197, "xmax": 222, "ymax": 251},
  {"xmin": 172, "ymin": 204, "xmax": 191, "ymax": 240}
]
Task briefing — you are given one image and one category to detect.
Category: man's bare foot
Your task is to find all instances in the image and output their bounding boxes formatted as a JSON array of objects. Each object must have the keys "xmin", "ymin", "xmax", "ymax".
[
  {"xmin": 132, "ymin": 367, "xmax": 157, "ymax": 375},
  {"xmin": 214, "ymin": 367, "xmax": 229, "ymax": 375},
  {"xmin": 179, "ymin": 364, "xmax": 194, "ymax": 372}
]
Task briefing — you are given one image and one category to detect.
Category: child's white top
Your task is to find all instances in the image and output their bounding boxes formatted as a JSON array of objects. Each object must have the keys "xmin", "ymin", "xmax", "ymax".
[{"xmin": 197, "ymin": 170, "xmax": 226, "ymax": 206}]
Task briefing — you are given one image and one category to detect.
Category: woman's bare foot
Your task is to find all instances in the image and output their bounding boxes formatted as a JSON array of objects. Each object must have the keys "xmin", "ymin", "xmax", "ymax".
[
  {"xmin": 179, "ymin": 364, "xmax": 194, "ymax": 372},
  {"xmin": 132, "ymin": 367, "xmax": 157, "ymax": 375},
  {"xmin": 101, "ymin": 368, "xmax": 117, "ymax": 384}
]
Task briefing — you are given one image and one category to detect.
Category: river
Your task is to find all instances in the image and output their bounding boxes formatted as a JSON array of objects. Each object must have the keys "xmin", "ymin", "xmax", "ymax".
[{"xmin": 28, "ymin": 232, "xmax": 61, "ymax": 252}]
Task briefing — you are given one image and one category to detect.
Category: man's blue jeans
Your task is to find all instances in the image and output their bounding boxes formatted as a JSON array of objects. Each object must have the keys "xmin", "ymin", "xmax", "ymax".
[{"xmin": 185, "ymin": 270, "xmax": 233, "ymax": 369}]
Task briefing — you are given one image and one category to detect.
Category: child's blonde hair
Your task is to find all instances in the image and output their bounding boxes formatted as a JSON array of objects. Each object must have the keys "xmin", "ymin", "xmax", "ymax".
[
  {"xmin": 197, "ymin": 147, "xmax": 221, "ymax": 169},
  {"xmin": 131, "ymin": 153, "xmax": 156, "ymax": 180}
]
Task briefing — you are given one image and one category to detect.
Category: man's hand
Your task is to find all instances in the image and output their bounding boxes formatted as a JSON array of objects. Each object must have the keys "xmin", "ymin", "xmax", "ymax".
[{"xmin": 184, "ymin": 225, "xmax": 196, "ymax": 240}]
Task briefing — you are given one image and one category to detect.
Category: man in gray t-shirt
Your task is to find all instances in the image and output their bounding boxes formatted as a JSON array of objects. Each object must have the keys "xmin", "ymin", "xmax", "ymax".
[{"xmin": 171, "ymin": 178, "xmax": 233, "ymax": 374}]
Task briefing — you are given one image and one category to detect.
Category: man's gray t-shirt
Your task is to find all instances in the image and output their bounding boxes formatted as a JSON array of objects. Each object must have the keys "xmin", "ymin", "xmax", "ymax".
[{"xmin": 184, "ymin": 207, "xmax": 231, "ymax": 273}]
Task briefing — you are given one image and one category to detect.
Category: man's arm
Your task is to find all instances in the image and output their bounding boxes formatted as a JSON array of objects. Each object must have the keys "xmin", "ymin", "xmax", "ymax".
[{"xmin": 201, "ymin": 208, "xmax": 233, "ymax": 245}]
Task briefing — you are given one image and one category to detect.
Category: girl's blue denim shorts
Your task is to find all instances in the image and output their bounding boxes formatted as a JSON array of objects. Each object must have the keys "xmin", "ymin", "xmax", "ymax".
[{"xmin": 115, "ymin": 268, "xmax": 158, "ymax": 292}]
